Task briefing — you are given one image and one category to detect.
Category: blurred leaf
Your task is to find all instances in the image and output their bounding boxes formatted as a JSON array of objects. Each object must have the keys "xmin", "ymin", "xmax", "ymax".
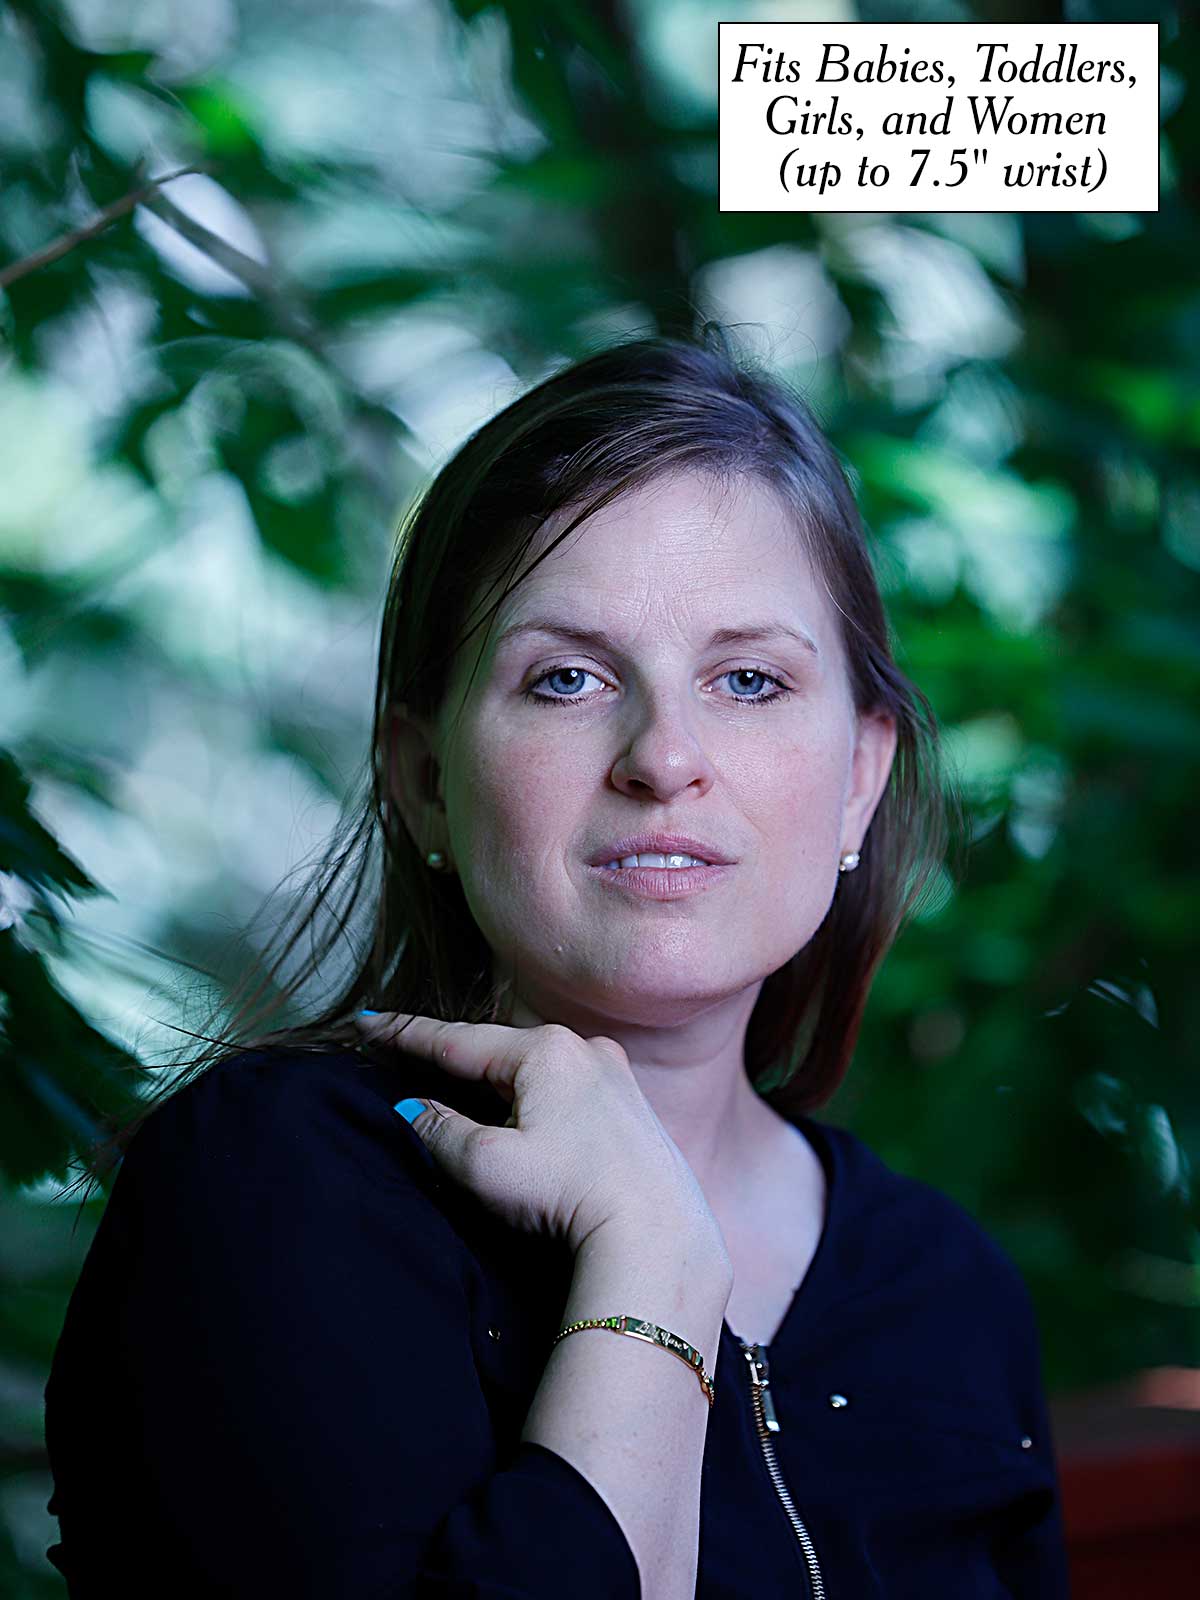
[{"xmin": 0, "ymin": 752, "xmax": 102, "ymax": 905}]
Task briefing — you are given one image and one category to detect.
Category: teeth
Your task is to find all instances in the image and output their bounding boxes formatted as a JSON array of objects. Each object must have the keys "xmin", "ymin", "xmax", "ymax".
[{"xmin": 602, "ymin": 852, "xmax": 710, "ymax": 870}]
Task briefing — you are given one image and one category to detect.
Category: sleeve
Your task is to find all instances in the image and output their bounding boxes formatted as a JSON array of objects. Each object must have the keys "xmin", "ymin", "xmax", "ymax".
[
  {"xmin": 104, "ymin": 1052, "xmax": 641, "ymax": 1599},
  {"xmin": 989, "ymin": 1259, "xmax": 1072, "ymax": 1600}
]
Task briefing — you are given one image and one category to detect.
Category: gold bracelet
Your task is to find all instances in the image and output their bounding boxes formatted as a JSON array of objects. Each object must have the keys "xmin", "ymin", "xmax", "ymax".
[{"xmin": 552, "ymin": 1315, "xmax": 716, "ymax": 1408}]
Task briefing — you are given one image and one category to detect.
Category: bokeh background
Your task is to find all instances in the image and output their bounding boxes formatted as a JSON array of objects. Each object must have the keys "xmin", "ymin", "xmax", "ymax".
[{"xmin": 1, "ymin": 0, "xmax": 1196, "ymax": 1592}]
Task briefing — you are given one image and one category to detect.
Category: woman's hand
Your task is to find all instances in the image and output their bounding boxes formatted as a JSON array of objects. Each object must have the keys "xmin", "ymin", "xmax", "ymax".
[{"xmin": 354, "ymin": 1012, "xmax": 730, "ymax": 1263}]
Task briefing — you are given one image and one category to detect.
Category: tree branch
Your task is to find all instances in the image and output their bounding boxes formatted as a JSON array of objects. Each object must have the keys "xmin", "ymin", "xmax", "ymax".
[
  {"xmin": 140, "ymin": 185, "xmax": 318, "ymax": 349},
  {"xmin": 0, "ymin": 163, "xmax": 213, "ymax": 290}
]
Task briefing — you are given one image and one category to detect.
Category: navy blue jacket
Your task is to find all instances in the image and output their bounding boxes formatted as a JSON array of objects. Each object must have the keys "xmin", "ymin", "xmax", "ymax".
[{"xmin": 44, "ymin": 1045, "xmax": 1070, "ymax": 1597}]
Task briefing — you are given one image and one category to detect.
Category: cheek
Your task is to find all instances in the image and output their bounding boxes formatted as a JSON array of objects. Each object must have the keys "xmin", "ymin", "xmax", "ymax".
[
  {"xmin": 746, "ymin": 770, "xmax": 848, "ymax": 958},
  {"xmin": 447, "ymin": 730, "xmax": 587, "ymax": 959},
  {"xmin": 453, "ymin": 728, "xmax": 581, "ymax": 870},
  {"xmin": 758, "ymin": 726, "xmax": 852, "ymax": 860},
  {"xmin": 450, "ymin": 699, "xmax": 852, "ymax": 887}
]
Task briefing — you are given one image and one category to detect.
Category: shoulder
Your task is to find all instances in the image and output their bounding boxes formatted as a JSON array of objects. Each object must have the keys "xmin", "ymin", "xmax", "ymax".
[
  {"xmin": 85, "ymin": 1044, "xmax": 497, "ymax": 1320},
  {"xmin": 121, "ymin": 1043, "xmax": 445, "ymax": 1204}
]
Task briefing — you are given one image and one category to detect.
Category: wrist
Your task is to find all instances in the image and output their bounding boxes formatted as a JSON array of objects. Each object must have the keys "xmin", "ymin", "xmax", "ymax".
[{"xmin": 576, "ymin": 1212, "xmax": 734, "ymax": 1298}]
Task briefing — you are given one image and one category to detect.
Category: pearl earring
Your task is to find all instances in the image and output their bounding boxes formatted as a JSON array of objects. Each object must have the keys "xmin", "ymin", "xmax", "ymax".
[
  {"xmin": 838, "ymin": 850, "xmax": 860, "ymax": 873},
  {"xmin": 426, "ymin": 850, "xmax": 447, "ymax": 871}
]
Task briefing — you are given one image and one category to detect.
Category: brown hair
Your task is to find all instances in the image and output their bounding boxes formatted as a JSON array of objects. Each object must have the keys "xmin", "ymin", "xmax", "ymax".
[{"xmin": 72, "ymin": 324, "xmax": 959, "ymax": 1196}]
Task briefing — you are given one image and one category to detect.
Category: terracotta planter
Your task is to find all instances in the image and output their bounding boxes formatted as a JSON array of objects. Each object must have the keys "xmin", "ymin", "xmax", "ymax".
[{"xmin": 1050, "ymin": 1367, "xmax": 1200, "ymax": 1598}]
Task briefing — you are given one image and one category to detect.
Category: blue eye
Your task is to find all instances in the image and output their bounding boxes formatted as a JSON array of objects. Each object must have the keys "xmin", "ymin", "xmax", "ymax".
[{"xmin": 521, "ymin": 665, "xmax": 793, "ymax": 709}]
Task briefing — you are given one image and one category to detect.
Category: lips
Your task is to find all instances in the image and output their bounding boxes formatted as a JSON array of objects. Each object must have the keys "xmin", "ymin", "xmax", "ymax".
[{"xmin": 586, "ymin": 834, "xmax": 734, "ymax": 867}]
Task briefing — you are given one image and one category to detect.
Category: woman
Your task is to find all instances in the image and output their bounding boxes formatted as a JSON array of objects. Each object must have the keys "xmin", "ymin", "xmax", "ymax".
[{"xmin": 44, "ymin": 328, "xmax": 1069, "ymax": 1597}]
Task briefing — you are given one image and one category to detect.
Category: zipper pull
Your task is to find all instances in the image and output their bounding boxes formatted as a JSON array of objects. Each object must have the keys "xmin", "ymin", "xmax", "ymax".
[{"xmin": 742, "ymin": 1340, "xmax": 782, "ymax": 1433}]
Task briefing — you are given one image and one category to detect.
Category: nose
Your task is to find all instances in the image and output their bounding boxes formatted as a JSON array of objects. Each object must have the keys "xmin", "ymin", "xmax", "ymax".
[{"xmin": 608, "ymin": 696, "xmax": 718, "ymax": 801}]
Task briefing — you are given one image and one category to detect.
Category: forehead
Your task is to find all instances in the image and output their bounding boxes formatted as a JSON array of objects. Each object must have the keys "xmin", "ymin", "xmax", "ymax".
[{"xmin": 500, "ymin": 469, "xmax": 828, "ymax": 622}]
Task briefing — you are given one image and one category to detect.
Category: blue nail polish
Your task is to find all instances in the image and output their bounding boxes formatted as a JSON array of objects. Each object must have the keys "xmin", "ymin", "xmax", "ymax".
[
  {"xmin": 359, "ymin": 1008, "xmax": 379, "ymax": 1016},
  {"xmin": 394, "ymin": 1098, "xmax": 425, "ymax": 1124}
]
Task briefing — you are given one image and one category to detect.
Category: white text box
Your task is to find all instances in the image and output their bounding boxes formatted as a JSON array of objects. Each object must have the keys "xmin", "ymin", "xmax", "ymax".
[{"xmin": 719, "ymin": 23, "xmax": 1159, "ymax": 213}]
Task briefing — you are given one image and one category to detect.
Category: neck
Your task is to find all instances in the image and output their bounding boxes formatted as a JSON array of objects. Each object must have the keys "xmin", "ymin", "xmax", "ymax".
[{"xmin": 497, "ymin": 980, "xmax": 785, "ymax": 1216}]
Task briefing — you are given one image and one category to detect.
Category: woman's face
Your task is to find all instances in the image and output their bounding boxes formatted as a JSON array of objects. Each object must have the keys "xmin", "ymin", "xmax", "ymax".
[{"xmin": 395, "ymin": 468, "xmax": 896, "ymax": 1030}]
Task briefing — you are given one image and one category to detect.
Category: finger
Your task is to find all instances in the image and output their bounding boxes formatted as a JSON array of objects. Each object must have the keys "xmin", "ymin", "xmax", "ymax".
[
  {"xmin": 355, "ymin": 1012, "xmax": 529, "ymax": 1099},
  {"xmin": 393, "ymin": 1095, "xmax": 451, "ymax": 1133},
  {"xmin": 397, "ymin": 1096, "xmax": 519, "ymax": 1190},
  {"xmin": 354, "ymin": 1010, "xmax": 424, "ymax": 1046}
]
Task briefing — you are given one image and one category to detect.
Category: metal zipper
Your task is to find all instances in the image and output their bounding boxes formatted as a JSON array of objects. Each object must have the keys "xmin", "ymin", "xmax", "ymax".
[{"xmin": 739, "ymin": 1337, "xmax": 826, "ymax": 1600}]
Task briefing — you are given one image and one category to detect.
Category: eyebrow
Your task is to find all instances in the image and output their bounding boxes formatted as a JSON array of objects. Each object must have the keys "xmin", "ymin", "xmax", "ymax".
[{"xmin": 494, "ymin": 617, "xmax": 821, "ymax": 660}]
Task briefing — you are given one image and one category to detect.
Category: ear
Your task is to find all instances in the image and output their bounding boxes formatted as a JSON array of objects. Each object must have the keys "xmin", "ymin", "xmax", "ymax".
[
  {"xmin": 386, "ymin": 703, "xmax": 450, "ymax": 862},
  {"xmin": 841, "ymin": 709, "xmax": 898, "ymax": 856}
]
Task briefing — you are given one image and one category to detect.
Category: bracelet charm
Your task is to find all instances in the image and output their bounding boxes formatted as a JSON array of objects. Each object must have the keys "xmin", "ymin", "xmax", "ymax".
[{"xmin": 552, "ymin": 1314, "xmax": 716, "ymax": 1407}]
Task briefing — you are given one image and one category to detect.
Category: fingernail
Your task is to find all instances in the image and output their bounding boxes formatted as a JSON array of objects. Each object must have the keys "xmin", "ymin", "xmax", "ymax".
[
  {"xmin": 358, "ymin": 1009, "xmax": 379, "ymax": 1017},
  {"xmin": 394, "ymin": 1098, "xmax": 425, "ymax": 1124}
]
